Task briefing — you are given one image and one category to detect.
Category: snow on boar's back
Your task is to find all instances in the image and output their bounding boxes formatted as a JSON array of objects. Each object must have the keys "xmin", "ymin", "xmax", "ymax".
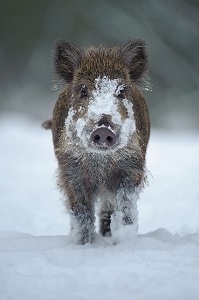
[{"xmin": 44, "ymin": 40, "xmax": 150, "ymax": 245}]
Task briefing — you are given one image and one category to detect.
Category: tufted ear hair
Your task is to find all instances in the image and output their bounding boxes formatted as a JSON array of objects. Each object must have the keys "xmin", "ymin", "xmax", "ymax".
[
  {"xmin": 54, "ymin": 40, "xmax": 82, "ymax": 83},
  {"xmin": 121, "ymin": 39, "xmax": 149, "ymax": 85}
]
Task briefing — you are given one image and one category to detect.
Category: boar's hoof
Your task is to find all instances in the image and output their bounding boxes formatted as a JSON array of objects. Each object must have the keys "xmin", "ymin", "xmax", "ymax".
[{"xmin": 90, "ymin": 128, "xmax": 116, "ymax": 147}]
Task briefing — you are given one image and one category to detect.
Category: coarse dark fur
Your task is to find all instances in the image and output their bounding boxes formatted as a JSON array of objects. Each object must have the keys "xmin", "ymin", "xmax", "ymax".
[{"xmin": 43, "ymin": 40, "xmax": 150, "ymax": 245}]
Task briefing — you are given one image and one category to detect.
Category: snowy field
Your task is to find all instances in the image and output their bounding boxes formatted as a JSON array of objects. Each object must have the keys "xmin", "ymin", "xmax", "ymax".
[{"xmin": 1, "ymin": 113, "xmax": 199, "ymax": 300}]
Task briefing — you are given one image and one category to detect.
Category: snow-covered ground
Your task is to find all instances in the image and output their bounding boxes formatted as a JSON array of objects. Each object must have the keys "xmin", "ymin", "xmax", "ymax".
[{"xmin": 1, "ymin": 113, "xmax": 199, "ymax": 300}]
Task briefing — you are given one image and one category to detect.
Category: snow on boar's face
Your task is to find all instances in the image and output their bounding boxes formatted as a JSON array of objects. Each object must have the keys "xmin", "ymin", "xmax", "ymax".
[
  {"xmin": 53, "ymin": 40, "xmax": 150, "ymax": 155},
  {"xmin": 65, "ymin": 76, "xmax": 136, "ymax": 152}
]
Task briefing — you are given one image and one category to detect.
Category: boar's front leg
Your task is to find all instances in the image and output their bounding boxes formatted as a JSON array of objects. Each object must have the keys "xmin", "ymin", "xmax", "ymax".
[
  {"xmin": 111, "ymin": 183, "xmax": 139, "ymax": 244},
  {"xmin": 69, "ymin": 190, "xmax": 95, "ymax": 245}
]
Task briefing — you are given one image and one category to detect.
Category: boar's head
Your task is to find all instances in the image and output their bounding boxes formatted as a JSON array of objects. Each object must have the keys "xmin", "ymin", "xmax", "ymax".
[{"xmin": 52, "ymin": 40, "xmax": 150, "ymax": 155}]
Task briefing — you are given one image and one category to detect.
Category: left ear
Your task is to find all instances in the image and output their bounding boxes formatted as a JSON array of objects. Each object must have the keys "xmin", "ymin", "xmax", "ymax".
[{"xmin": 121, "ymin": 39, "xmax": 148, "ymax": 84}]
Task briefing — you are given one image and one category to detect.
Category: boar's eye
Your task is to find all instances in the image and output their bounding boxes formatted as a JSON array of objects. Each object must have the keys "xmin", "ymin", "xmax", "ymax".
[{"xmin": 80, "ymin": 85, "xmax": 88, "ymax": 99}]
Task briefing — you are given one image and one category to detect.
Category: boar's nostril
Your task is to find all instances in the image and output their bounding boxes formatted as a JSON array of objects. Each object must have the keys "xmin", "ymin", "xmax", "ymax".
[
  {"xmin": 90, "ymin": 128, "xmax": 116, "ymax": 148},
  {"xmin": 106, "ymin": 136, "xmax": 113, "ymax": 143},
  {"xmin": 94, "ymin": 134, "xmax": 100, "ymax": 142}
]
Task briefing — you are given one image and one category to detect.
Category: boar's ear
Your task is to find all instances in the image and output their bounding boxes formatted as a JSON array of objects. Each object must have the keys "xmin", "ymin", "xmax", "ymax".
[
  {"xmin": 54, "ymin": 40, "xmax": 82, "ymax": 83},
  {"xmin": 41, "ymin": 119, "xmax": 52, "ymax": 130},
  {"xmin": 121, "ymin": 39, "xmax": 148, "ymax": 85}
]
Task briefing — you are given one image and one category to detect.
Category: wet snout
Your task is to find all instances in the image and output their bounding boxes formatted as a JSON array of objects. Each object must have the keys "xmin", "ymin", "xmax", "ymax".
[
  {"xmin": 90, "ymin": 127, "xmax": 116, "ymax": 147},
  {"xmin": 90, "ymin": 114, "xmax": 116, "ymax": 148}
]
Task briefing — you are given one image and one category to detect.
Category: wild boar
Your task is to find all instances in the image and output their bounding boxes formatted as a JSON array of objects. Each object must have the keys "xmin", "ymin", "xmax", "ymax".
[{"xmin": 43, "ymin": 39, "xmax": 150, "ymax": 244}]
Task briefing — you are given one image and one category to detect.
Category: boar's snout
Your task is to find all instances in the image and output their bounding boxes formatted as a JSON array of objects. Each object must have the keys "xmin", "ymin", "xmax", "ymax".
[{"xmin": 90, "ymin": 127, "xmax": 116, "ymax": 148}]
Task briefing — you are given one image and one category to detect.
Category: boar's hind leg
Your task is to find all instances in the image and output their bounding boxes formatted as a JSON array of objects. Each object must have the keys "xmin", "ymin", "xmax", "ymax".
[
  {"xmin": 99, "ymin": 210, "xmax": 113, "ymax": 237},
  {"xmin": 70, "ymin": 196, "xmax": 95, "ymax": 245}
]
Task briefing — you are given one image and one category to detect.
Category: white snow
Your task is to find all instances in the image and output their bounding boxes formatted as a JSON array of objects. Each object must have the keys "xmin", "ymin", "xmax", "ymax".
[
  {"xmin": 1, "ymin": 113, "xmax": 199, "ymax": 300},
  {"xmin": 90, "ymin": 76, "xmax": 123, "ymax": 125}
]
